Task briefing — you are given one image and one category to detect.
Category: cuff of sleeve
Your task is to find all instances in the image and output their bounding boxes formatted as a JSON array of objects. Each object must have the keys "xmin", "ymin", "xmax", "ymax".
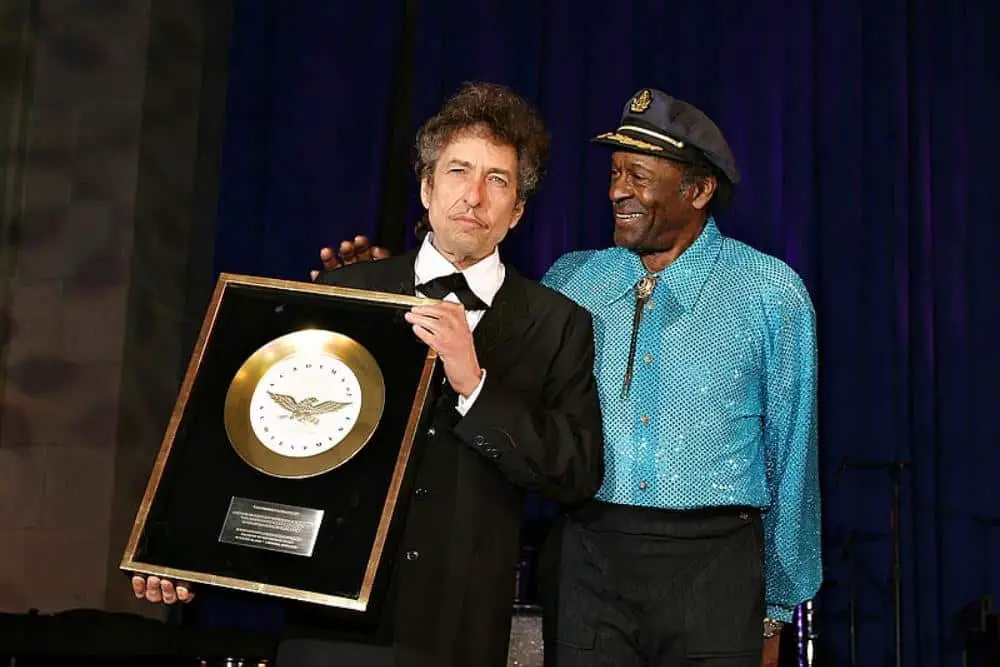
[
  {"xmin": 766, "ymin": 604, "xmax": 795, "ymax": 624},
  {"xmin": 455, "ymin": 369, "xmax": 486, "ymax": 416}
]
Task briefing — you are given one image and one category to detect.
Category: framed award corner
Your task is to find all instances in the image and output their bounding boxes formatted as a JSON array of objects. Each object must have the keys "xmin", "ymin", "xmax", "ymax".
[{"xmin": 120, "ymin": 272, "xmax": 439, "ymax": 618}]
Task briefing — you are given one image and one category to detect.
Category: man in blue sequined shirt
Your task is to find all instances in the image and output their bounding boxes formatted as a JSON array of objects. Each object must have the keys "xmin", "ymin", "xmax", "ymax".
[
  {"xmin": 315, "ymin": 86, "xmax": 820, "ymax": 666},
  {"xmin": 537, "ymin": 89, "xmax": 821, "ymax": 667}
]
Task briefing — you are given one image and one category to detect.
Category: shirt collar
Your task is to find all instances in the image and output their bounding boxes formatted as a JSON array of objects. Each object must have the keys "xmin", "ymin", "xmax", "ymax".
[
  {"xmin": 600, "ymin": 217, "xmax": 724, "ymax": 310},
  {"xmin": 414, "ymin": 233, "xmax": 505, "ymax": 306}
]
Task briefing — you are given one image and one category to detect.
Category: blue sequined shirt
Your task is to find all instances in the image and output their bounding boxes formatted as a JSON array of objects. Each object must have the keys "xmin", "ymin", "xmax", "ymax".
[{"xmin": 541, "ymin": 219, "xmax": 821, "ymax": 621}]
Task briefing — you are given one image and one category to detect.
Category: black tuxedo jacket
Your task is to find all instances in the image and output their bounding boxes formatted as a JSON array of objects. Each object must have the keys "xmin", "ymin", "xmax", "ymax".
[{"xmin": 290, "ymin": 251, "xmax": 603, "ymax": 667}]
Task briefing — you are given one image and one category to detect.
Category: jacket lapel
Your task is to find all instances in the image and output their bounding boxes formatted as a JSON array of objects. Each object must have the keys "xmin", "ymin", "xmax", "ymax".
[
  {"xmin": 472, "ymin": 265, "xmax": 531, "ymax": 368},
  {"xmin": 391, "ymin": 250, "xmax": 419, "ymax": 296}
]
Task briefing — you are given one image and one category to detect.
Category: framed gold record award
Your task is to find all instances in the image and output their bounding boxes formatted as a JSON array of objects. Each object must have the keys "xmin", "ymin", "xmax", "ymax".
[{"xmin": 120, "ymin": 273, "xmax": 439, "ymax": 616}]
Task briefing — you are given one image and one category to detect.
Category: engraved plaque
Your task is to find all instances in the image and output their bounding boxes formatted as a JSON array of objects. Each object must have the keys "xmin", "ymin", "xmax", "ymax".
[{"xmin": 218, "ymin": 497, "xmax": 325, "ymax": 557}]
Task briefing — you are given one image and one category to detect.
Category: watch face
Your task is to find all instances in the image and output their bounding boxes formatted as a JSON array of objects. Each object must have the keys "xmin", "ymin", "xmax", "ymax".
[
  {"xmin": 249, "ymin": 353, "xmax": 364, "ymax": 458},
  {"xmin": 762, "ymin": 618, "xmax": 784, "ymax": 638},
  {"xmin": 224, "ymin": 329, "xmax": 385, "ymax": 478}
]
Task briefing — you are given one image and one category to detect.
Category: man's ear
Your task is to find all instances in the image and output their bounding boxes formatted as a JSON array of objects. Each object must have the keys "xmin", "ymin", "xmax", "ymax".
[
  {"xmin": 508, "ymin": 200, "xmax": 525, "ymax": 230},
  {"xmin": 420, "ymin": 176, "xmax": 432, "ymax": 209},
  {"xmin": 691, "ymin": 176, "xmax": 717, "ymax": 211}
]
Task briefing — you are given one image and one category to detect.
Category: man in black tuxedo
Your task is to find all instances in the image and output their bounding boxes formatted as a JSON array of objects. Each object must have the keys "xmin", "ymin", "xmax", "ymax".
[{"xmin": 132, "ymin": 82, "xmax": 604, "ymax": 667}]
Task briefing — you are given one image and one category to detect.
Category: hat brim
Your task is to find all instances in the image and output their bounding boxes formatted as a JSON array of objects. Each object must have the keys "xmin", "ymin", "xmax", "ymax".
[{"xmin": 591, "ymin": 129, "xmax": 739, "ymax": 184}]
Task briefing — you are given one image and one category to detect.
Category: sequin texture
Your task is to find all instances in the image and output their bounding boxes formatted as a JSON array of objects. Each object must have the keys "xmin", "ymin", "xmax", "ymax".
[{"xmin": 542, "ymin": 219, "xmax": 821, "ymax": 621}]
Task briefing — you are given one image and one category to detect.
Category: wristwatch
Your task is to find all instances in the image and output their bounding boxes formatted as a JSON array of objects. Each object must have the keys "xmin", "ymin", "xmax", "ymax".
[{"xmin": 763, "ymin": 617, "xmax": 785, "ymax": 638}]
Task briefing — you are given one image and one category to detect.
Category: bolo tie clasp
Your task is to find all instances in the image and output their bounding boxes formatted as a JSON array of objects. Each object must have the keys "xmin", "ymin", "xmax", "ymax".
[{"xmin": 621, "ymin": 274, "xmax": 657, "ymax": 399}]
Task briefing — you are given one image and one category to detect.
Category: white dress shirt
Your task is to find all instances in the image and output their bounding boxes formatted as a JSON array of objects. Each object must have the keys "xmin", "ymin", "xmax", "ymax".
[{"xmin": 413, "ymin": 233, "xmax": 505, "ymax": 415}]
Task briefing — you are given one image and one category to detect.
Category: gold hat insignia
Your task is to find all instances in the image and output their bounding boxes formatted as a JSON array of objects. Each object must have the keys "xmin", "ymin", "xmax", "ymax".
[
  {"xmin": 594, "ymin": 132, "xmax": 662, "ymax": 152},
  {"xmin": 630, "ymin": 89, "xmax": 652, "ymax": 113}
]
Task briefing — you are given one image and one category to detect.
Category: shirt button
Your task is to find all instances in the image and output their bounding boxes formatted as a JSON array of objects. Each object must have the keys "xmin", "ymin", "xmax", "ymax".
[
  {"xmin": 642, "ymin": 353, "xmax": 653, "ymax": 364},
  {"xmin": 427, "ymin": 427, "xmax": 436, "ymax": 437},
  {"xmin": 473, "ymin": 435, "xmax": 486, "ymax": 447},
  {"xmin": 645, "ymin": 300, "xmax": 656, "ymax": 311},
  {"xmin": 639, "ymin": 481, "xmax": 648, "ymax": 490},
  {"xmin": 640, "ymin": 415, "xmax": 650, "ymax": 425},
  {"xmin": 415, "ymin": 488, "xmax": 429, "ymax": 498},
  {"xmin": 405, "ymin": 550, "xmax": 420, "ymax": 561}
]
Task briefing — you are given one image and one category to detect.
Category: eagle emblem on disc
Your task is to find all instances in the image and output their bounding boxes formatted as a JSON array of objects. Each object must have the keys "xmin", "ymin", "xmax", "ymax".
[
  {"xmin": 267, "ymin": 392, "xmax": 351, "ymax": 426},
  {"xmin": 224, "ymin": 329, "xmax": 385, "ymax": 478}
]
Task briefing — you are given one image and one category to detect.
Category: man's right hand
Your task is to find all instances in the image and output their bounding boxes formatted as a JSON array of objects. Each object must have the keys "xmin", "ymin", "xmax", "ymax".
[
  {"xmin": 131, "ymin": 575, "xmax": 194, "ymax": 605},
  {"xmin": 309, "ymin": 235, "xmax": 391, "ymax": 281}
]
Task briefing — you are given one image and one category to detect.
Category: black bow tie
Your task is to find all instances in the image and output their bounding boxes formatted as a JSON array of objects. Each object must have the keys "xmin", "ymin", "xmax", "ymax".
[{"xmin": 415, "ymin": 273, "xmax": 489, "ymax": 311}]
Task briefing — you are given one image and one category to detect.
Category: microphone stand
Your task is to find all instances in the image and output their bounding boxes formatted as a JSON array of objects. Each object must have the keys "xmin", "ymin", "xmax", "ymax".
[
  {"xmin": 843, "ymin": 460, "xmax": 910, "ymax": 667},
  {"xmin": 794, "ymin": 599, "xmax": 818, "ymax": 666}
]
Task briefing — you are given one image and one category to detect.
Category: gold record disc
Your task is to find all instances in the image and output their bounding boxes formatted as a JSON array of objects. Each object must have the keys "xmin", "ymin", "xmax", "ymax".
[{"xmin": 223, "ymin": 329, "xmax": 386, "ymax": 478}]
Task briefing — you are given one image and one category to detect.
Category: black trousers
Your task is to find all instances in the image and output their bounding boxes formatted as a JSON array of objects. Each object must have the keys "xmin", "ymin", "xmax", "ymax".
[{"xmin": 541, "ymin": 501, "xmax": 764, "ymax": 667}]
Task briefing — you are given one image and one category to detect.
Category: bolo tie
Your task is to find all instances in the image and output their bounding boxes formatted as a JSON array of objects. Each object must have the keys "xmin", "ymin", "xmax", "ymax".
[{"xmin": 621, "ymin": 273, "xmax": 658, "ymax": 399}]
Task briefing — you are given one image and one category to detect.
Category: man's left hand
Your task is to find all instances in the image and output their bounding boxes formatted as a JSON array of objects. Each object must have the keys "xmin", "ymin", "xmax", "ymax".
[
  {"xmin": 761, "ymin": 634, "xmax": 780, "ymax": 667},
  {"xmin": 404, "ymin": 302, "xmax": 482, "ymax": 397}
]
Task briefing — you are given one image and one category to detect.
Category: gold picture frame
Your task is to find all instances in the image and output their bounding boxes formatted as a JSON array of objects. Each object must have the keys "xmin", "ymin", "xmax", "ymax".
[{"xmin": 120, "ymin": 273, "xmax": 438, "ymax": 612}]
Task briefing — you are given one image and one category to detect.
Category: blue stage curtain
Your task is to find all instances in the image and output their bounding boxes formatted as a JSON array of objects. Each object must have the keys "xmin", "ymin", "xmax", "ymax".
[{"xmin": 211, "ymin": 1, "xmax": 1000, "ymax": 664}]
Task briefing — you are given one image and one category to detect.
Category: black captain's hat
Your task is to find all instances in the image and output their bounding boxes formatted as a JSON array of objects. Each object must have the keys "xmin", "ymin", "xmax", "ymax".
[{"xmin": 592, "ymin": 88, "xmax": 740, "ymax": 185}]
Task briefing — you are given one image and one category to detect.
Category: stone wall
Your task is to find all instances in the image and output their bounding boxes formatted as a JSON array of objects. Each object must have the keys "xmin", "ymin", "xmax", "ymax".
[{"xmin": 0, "ymin": 0, "xmax": 229, "ymax": 616}]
